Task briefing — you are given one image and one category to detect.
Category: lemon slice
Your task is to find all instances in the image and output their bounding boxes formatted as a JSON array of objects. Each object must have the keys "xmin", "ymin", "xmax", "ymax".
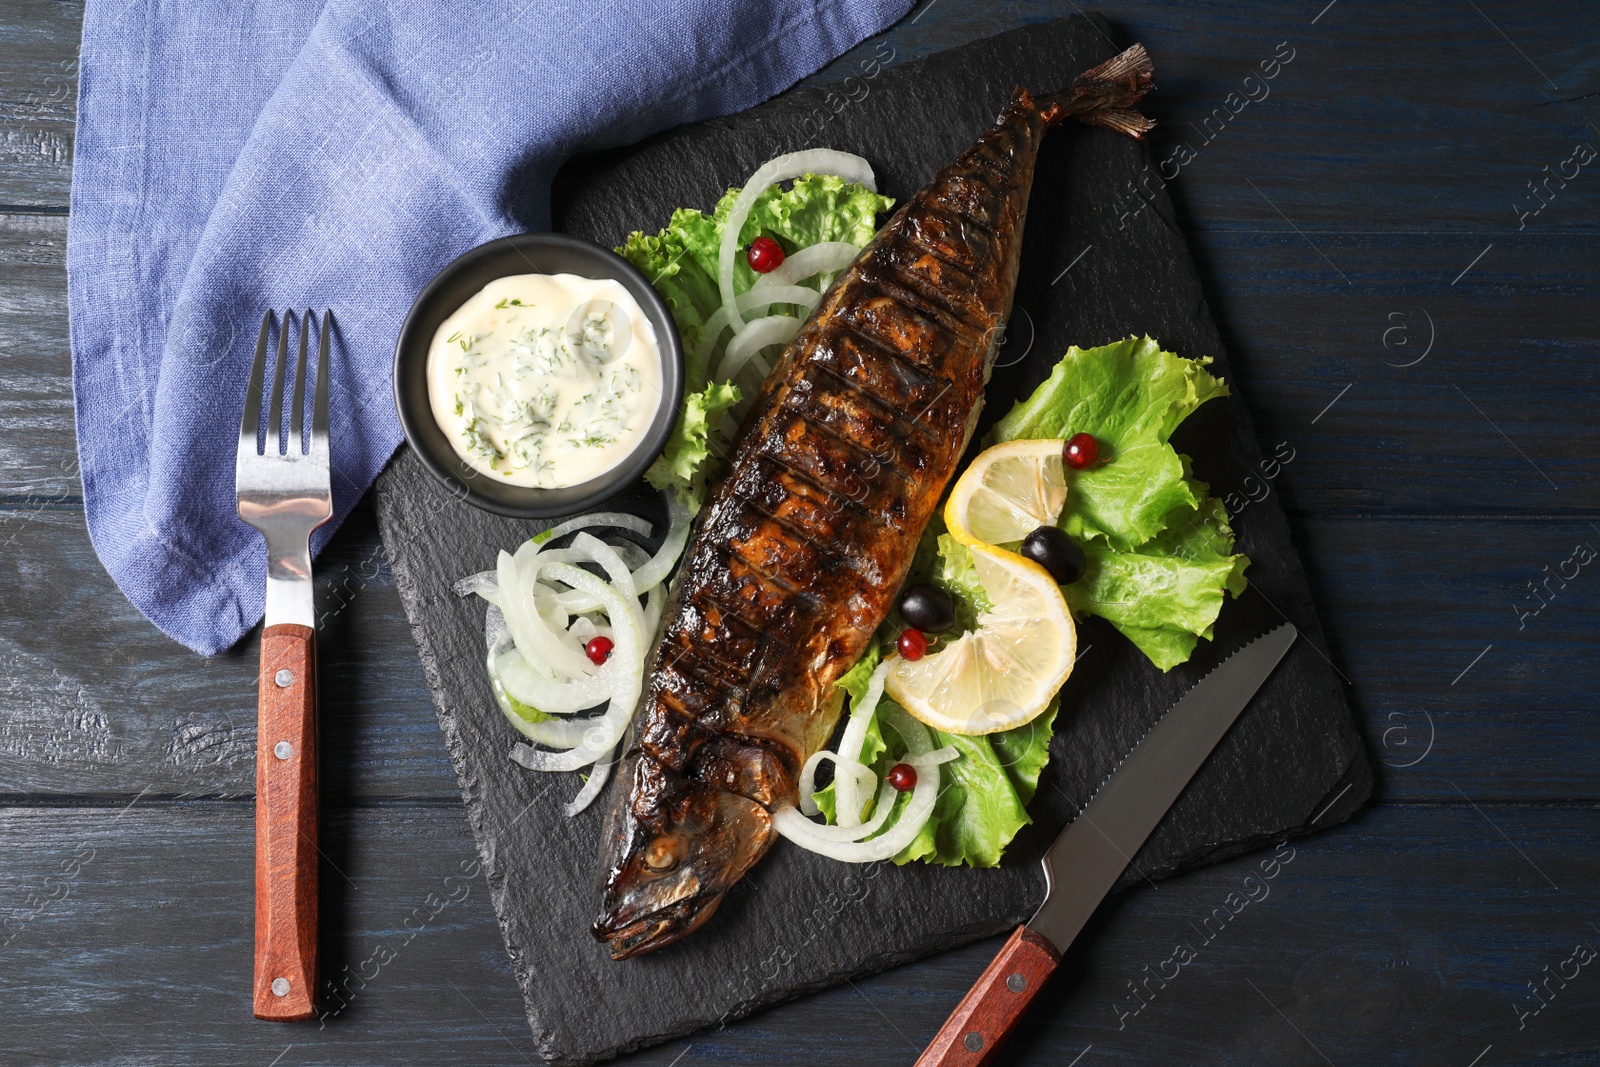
[
  {"xmin": 944, "ymin": 439, "xmax": 1067, "ymax": 547},
  {"xmin": 885, "ymin": 543, "xmax": 1076, "ymax": 735}
]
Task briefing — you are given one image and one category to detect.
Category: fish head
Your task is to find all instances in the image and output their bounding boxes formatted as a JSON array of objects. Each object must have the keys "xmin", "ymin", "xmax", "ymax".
[{"xmin": 594, "ymin": 758, "xmax": 777, "ymax": 959}]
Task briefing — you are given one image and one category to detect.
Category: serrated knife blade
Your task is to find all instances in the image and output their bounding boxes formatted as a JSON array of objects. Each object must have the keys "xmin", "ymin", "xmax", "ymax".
[{"xmin": 913, "ymin": 623, "xmax": 1298, "ymax": 1066}]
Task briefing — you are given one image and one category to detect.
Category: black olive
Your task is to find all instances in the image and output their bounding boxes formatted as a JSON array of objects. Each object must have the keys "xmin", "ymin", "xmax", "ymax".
[
  {"xmin": 898, "ymin": 583, "xmax": 956, "ymax": 633},
  {"xmin": 1020, "ymin": 525, "xmax": 1085, "ymax": 585}
]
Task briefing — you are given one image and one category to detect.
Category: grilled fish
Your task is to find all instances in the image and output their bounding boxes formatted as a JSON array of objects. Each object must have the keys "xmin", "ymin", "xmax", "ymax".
[{"xmin": 595, "ymin": 44, "xmax": 1155, "ymax": 959}]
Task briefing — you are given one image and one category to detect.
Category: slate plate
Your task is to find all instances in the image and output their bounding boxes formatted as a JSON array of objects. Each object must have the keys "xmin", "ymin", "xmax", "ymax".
[{"xmin": 373, "ymin": 15, "xmax": 1373, "ymax": 1065}]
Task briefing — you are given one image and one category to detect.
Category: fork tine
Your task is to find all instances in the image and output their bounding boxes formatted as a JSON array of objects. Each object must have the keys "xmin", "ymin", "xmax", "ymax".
[
  {"xmin": 270, "ymin": 308, "xmax": 290, "ymax": 455},
  {"xmin": 312, "ymin": 310, "xmax": 331, "ymax": 455},
  {"xmin": 240, "ymin": 311, "xmax": 271, "ymax": 453},
  {"xmin": 290, "ymin": 310, "xmax": 310, "ymax": 454}
]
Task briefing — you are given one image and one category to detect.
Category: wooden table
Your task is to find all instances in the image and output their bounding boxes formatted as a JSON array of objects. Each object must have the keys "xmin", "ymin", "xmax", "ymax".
[{"xmin": 2, "ymin": 2, "xmax": 1596, "ymax": 1063}]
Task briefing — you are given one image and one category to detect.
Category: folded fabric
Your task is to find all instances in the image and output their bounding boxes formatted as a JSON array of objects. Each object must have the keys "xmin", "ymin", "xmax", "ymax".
[{"xmin": 69, "ymin": 0, "xmax": 911, "ymax": 655}]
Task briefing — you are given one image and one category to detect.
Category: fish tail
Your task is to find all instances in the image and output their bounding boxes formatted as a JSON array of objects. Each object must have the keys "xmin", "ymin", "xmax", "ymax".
[{"xmin": 1037, "ymin": 43, "xmax": 1156, "ymax": 138}]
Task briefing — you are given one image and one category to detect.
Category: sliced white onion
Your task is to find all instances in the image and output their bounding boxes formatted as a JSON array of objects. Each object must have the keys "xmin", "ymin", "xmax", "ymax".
[
  {"xmin": 694, "ymin": 285, "xmax": 823, "ymax": 370},
  {"xmin": 629, "ymin": 493, "xmax": 691, "ymax": 593},
  {"xmin": 641, "ymin": 583, "xmax": 665, "ymax": 640},
  {"xmin": 485, "ymin": 623, "xmax": 602, "ymax": 748},
  {"xmin": 485, "ymin": 602, "xmax": 512, "ymax": 657},
  {"xmin": 507, "ymin": 697, "xmax": 628, "ymax": 772},
  {"xmin": 606, "ymin": 541, "xmax": 651, "ymax": 570},
  {"xmin": 735, "ymin": 283, "xmax": 821, "ymax": 320},
  {"xmin": 500, "ymin": 548, "xmax": 596, "ymax": 679},
  {"xmin": 835, "ymin": 761, "xmax": 879, "ymax": 825},
  {"xmin": 752, "ymin": 241, "xmax": 862, "ymax": 291},
  {"xmin": 565, "ymin": 537, "xmax": 649, "ymax": 664},
  {"xmin": 496, "ymin": 646, "xmax": 616, "ymax": 714},
  {"xmin": 567, "ymin": 533, "xmax": 639, "ymax": 604},
  {"xmin": 460, "ymin": 493, "xmax": 690, "ymax": 816},
  {"xmin": 880, "ymin": 702, "xmax": 934, "ymax": 757},
  {"xmin": 774, "ymin": 793, "xmax": 928, "ymax": 863},
  {"xmin": 835, "ymin": 660, "xmax": 890, "ymax": 828},
  {"xmin": 778, "ymin": 782, "xmax": 899, "ymax": 848},
  {"xmin": 796, "ymin": 751, "xmax": 875, "ymax": 819},
  {"xmin": 715, "ymin": 315, "xmax": 801, "ymax": 384},
  {"xmin": 452, "ymin": 570, "xmax": 500, "ymax": 603},
  {"xmin": 774, "ymin": 702, "xmax": 954, "ymax": 863},
  {"xmin": 497, "ymin": 550, "xmax": 560, "ymax": 677},
  {"xmin": 536, "ymin": 511, "xmax": 653, "ymax": 543},
  {"xmin": 523, "ymin": 546, "xmax": 584, "ymax": 565},
  {"xmin": 560, "ymin": 741, "xmax": 620, "ymax": 817},
  {"xmin": 798, "ymin": 749, "xmax": 831, "ymax": 816},
  {"xmin": 497, "ymin": 710, "xmax": 597, "ymax": 749},
  {"xmin": 505, "ymin": 562, "xmax": 641, "ymax": 772},
  {"xmin": 718, "ymin": 150, "xmax": 876, "ymax": 335}
]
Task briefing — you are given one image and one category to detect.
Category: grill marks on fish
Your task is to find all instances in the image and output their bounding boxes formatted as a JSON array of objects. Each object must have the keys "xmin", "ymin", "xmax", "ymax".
[
  {"xmin": 595, "ymin": 45, "xmax": 1155, "ymax": 959},
  {"xmin": 595, "ymin": 128, "xmax": 1017, "ymax": 956}
]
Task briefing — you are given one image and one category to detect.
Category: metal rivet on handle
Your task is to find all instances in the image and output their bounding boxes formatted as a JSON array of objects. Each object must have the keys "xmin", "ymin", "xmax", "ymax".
[
  {"xmin": 274, "ymin": 669, "xmax": 293, "ymax": 688},
  {"xmin": 1007, "ymin": 972, "xmax": 1027, "ymax": 993},
  {"xmin": 271, "ymin": 977, "xmax": 290, "ymax": 997},
  {"xmin": 963, "ymin": 1033, "xmax": 984, "ymax": 1052},
  {"xmin": 274, "ymin": 741, "xmax": 292, "ymax": 761}
]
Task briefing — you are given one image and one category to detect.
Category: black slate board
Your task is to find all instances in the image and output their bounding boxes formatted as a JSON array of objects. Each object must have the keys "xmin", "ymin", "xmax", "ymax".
[{"xmin": 373, "ymin": 16, "xmax": 1372, "ymax": 1065}]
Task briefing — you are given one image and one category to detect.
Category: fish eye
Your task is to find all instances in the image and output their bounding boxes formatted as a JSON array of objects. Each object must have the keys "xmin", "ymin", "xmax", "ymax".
[{"xmin": 643, "ymin": 833, "xmax": 689, "ymax": 872}]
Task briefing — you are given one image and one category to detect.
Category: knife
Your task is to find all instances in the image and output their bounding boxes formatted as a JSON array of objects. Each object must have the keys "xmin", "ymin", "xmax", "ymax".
[{"xmin": 912, "ymin": 623, "xmax": 1298, "ymax": 1066}]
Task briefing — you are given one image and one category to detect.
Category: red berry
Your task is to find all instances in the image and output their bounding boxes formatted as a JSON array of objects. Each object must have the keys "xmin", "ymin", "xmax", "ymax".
[
  {"xmin": 746, "ymin": 235, "xmax": 785, "ymax": 273},
  {"xmin": 887, "ymin": 763, "xmax": 918, "ymax": 792},
  {"xmin": 897, "ymin": 628, "xmax": 927, "ymax": 661},
  {"xmin": 584, "ymin": 635, "xmax": 614, "ymax": 666},
  {"xmin": 1064, "ymin": 432, "xmax": 1100, "ymax": 470}
]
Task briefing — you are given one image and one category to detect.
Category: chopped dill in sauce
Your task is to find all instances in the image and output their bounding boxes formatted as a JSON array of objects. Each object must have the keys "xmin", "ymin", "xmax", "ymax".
[{"xmin": 426, "ymin": 274, "xmax": 661, "ymax": 488}]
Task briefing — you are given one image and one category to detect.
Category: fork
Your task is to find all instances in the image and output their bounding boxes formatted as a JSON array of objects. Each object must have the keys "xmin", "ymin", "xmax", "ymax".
[{"xmin": 236, "ymin": 309, "xmax": 333, "ymax": 1021}]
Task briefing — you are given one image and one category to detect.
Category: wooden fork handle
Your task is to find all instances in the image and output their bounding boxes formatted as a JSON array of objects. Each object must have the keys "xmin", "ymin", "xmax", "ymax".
[
  {"xmin": 254, "ymin": 623, "xmax": 318, "ymax": 1021},
  {"xmin": 913, "ymin": 926, "xmax": 1060, "ymax": 1066}
]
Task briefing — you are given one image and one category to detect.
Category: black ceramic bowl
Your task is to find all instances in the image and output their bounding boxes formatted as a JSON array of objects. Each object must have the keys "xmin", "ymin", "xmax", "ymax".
[{"xmin": 394, "ymin": 233, "xmax": 683, "ymax": 519}]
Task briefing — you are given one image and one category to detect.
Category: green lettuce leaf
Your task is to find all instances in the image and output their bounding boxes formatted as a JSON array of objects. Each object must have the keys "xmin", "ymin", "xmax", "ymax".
[
  {"xmin": 934, "ymin": 532, "xmax": 991, "ymax": 625},
  {"xmin": 992, "ymin": 701, "xmax": 1058, "ymax": 806},
  {"xmin": 619, "ymin": 175, "xmax": 891, "ymax": 509},
  {"xmin": 1078, "ymin": 494, "xmax": 1249, "ymax": 668},
  {"xmin": 891, "ymin": 701, "xmax": 1057, "ymax": 868},
  {"xmin": 1061, "ymin": 486, "xmax": 1250, "ymax": 669},
  {"xmin": 812, "ymin": 638, "xmax": 1056, "ymax": 868},
  {"xmin": 643, "ymin": 380, "xmax": 741, "ymax": 508},
  {"xmin": 491, "ymin": 677, "xmax": 552, "ymax": 725},
  {"xmin": 988, "ymin": 335, "xmax": 1230, "ymax": 551},
  {"xmin": 985, "ymin": 336, "xmax": 1248, "ymax": 670},
  {"xmin": 727, "ymin": 174, "xmax": 891, "ymax": 290},
  {"xmin": 617, "ymin": 208, "xmax": 723, "ymax": 383},
  {"xmin": 816, "ymin": 336, "xmax": 1249, "ymax": 867}
]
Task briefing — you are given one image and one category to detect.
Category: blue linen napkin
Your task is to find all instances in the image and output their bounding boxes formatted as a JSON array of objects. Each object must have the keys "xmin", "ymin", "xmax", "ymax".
[{"xmin": 68, "ymin": 0, "xmax": 911, "ymax": 655}]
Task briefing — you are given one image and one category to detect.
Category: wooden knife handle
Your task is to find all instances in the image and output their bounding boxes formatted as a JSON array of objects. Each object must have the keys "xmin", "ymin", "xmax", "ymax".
[
  {"xmin": 254, "ymin": 623, "xmax": 318, "ymax": 1021},
  {"xmin": 914, "ymin": 926, "xmax": 1060, "ymax": 1067}
]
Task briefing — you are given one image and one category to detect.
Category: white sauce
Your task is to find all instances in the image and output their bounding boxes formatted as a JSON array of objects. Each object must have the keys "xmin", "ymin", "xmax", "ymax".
[{"xmin": 427, "ymin": 274, "xmax": 662, "ymax": 488}]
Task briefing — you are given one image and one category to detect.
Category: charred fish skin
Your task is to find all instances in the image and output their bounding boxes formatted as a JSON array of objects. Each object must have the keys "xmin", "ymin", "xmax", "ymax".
[{"xmin": 594, "ymin": 44, "xmax": 1155, "ymax": 960}]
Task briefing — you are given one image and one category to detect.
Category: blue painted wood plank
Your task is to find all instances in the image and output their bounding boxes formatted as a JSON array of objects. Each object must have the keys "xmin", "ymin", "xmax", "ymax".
[
  {"xmin": 814, "ymin": 0, "xmax": 1600, "ymax": 235},
  {"xmin": 0, "ymin": 0, "xmax": 78, "ymax": 206},
  {"xmin": 3, "ymin": 493, "xmax": 1597, "ymax": 804},
  {"xmin": 0, "ymin": 2, "xmax": 1595, "ymax": 1064},
  {"xmin": 2, "ymin": 802, "xmax": 1594, "ymax": 1065},
  {"xmin": 6, "ymin": 225, "xmax": 1598, "ymax": 511},
  {"xmin": 0, "ymin": 505, "xmax": 458, "ymax": 799}
]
